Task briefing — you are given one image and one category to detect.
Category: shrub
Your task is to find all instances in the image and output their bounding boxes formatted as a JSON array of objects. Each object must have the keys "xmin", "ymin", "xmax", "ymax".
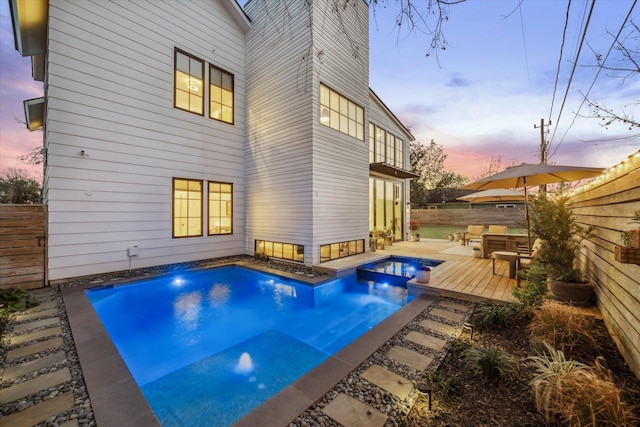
[
  {"xmin": 0, "ymin": 288, "xmax": 39, "ymax": 312},
  {"xmin": 528, "ymin": 302, "xmax": 597, "ymax": 357},
  {"xmin": 529, "ymin": 343, "xmax": 636, "ymax": 426},
  {"xmin": 463, "ymin": 344, "xmax": 516, "ymax": 381},
  {"xmin": 471, "ymin": 301, "xmax": 514, "ymax": 329},
  {"xmin": 512, "ymin": 262, "xmax": 548, "ymax": 308},
  {"xmin": 425, "ymin": 368, "xmax": 461, "ymax": 398}
]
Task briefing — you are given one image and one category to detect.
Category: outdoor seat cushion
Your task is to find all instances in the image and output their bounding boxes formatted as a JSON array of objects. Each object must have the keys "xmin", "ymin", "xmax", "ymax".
[
  {"xmin": 488, "ymin": 225, "xmax": 508, "ymax": 234},
  {"xmin": 466, "ymin": 225, "xmax": 485, "ymax": 238}
]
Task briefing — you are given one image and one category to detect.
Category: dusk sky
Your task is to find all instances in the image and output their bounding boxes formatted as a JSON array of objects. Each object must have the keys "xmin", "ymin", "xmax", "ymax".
[{"xmin": 1, "ymin": 0, "xmax": 638, "ymax": 181}]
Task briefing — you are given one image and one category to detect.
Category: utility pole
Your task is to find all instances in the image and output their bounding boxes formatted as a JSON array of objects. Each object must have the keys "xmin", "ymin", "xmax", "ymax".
[
  {"xmin": 534, "ymin": 119, "xmax": 551, "ymax": 164},
  {"xmin": 534, "ymin": 119, "xmax": 551, "ymax": 193}
]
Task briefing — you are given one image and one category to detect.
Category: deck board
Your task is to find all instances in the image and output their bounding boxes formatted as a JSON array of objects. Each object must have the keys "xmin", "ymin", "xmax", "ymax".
[{"xmin": 317, "ymin": 239, "xmax": 518, "ymax": 303}]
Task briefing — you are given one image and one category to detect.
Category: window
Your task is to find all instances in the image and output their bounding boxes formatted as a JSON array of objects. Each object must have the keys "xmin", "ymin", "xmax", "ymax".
[
  {"xmin": 208, "ymin": 182, "xmax": 232, "ymax": 235},
  {"xmin": 174, "ymin": 49, "xmax": 204, "ymax": 115},
  {"xmin": 320, "ymin": 240, "xmax": 365, "ymax": 262},
  {"xmin": 320, "ymin": 84, "xmax": 364, "ymax": 140},
  {"xmin": 369, "ymin": 123, "xmax": 404, "ymax": 168},
  {"xmin": 209, "ymin": 65, "xmax": 234, "ymax": 124},
  {"xmin": 256, "ymin": 241, "xmax": 304, "ymax": 263},
  {"xmin": 173, "ymin": 178, "xmax": 203, "ymax": 237}
]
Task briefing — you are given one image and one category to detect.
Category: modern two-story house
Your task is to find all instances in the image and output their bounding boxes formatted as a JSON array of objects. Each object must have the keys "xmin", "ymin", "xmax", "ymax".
[{"xmin": 10, "ymin": 0, "xmax": 416, "ymax": 282}]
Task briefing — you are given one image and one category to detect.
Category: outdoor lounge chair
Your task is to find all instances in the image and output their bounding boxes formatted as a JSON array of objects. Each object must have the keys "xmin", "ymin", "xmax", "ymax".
[
  {"xmin": 487, "ymin": 225, "xmax": 508, "ymax": 234},
  {"xmin": 464, "ymin": 225, "xmax": 485, "ymax": 245}
]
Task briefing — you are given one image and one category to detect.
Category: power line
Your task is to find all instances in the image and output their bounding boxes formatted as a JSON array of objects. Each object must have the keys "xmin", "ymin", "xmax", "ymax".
[
  {"xmin": 548, "ymin": 0, "xmax": 572, "ymax": 126},
  {"xmin": 547, "ymin": 0, "xmax": 597, "ymax": 158},
  {"xmin": 549, "ymin": 0, "xmax": 638, "ymax": 160}
]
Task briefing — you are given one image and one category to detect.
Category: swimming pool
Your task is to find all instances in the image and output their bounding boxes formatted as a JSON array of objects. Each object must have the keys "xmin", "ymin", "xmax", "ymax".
[
  {"xmin": 358, "ymin": 255, "xmax": 444, "ymax": 283},
  {"xmin": 86, "ymin": 265, "xmax": 412, "ymax": 426}
]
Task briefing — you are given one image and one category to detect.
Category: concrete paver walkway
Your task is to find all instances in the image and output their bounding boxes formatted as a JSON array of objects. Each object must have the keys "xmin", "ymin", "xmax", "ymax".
[{"xmin": 0, "ymin": 288, "xmax": 78, "ymax": 427}]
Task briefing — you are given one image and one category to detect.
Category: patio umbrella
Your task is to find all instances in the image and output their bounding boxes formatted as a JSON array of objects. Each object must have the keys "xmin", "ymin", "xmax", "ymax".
[
  {"xmin": 461, "ymin": 163, "xmax": 604, "ymax": 250},
  {"xmin": 457, "ymin": 189, "xmax": 526, "ymax": 204}
]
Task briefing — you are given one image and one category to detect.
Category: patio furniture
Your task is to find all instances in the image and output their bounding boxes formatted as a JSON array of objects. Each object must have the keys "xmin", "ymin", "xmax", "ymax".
[
  {"xmin": 492, "ymin": 251, "xmax": 520, "ymax": 278},
  {"xmin": 487, "ymin": 225, "xmax": 508, "ymax": 234},
  {"xmin": 464, "ymin": 225, "xmax": 485, "ymax": 245},
  {"xmin": 481, "ymin": 233, "xmax": 528, "ymax": 258}
]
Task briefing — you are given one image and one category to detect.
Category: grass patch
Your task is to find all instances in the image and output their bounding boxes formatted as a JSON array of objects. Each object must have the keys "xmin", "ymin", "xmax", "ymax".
[{"xmin": 418, "ymin": 226, "xmax": 527, "ymax": 240}]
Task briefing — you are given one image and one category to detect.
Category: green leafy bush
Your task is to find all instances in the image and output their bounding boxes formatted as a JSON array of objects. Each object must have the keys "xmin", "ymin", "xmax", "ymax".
[
  {"xmin": 463, "ymin": 344, "xmax": 516, "ymax": 381},
  {"xmin": 471, "ymin": 301, "xmax": 514, "ymax": 328},
  {"xmin": 512, "ymin": 262, "xmax": 548, "ymax": 308},
  {"xmin": 425, "ymin": 369, "xmax": 461, "ymax": 398}
]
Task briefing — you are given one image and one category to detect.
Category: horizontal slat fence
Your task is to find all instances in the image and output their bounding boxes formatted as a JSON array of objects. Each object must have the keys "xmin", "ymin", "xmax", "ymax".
[
  {"xmin": 0, "ymin": 204, "xmax": 47, "ymax": 289},
  {"xmin": 570, "ymin": 150, "xmax": 640, "ymax": 378}
]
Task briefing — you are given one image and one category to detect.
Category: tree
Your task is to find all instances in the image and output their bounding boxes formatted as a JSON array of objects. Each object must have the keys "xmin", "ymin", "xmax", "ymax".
[
  {"xmin": 18, "ymin": 146, "xmax": 44, "ymax": 166},
  {"xmin": 0, "ymin": 168, "xmax": 42, "ymax": 204},
  {"xmin": 410, "ymin": 139, "xmax": 467, "ymax": 206}
]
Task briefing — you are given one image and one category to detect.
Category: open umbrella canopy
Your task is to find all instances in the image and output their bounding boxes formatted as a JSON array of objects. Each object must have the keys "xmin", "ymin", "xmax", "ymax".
[
  {"xmin": 457, "ymin": 189, "xmax": 526, "ymax": 203},
  {"xmin": 461, "ymin": 163, "xmax": 604, "ymax": 191},
  {"xmin": 461, "ymin": 163, "xmax": 605, "ymax": 250}
]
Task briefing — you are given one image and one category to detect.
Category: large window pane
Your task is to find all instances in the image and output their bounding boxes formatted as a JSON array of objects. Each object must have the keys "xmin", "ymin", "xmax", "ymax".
[
  {"xmin": 173, "ymin": 178, "xmax": 203, "ymax": 238},
  {"xmin": 319, "ymin": 83, "xmax": 364, "ymax": 141},
  {"xmin": 174, "ymin": 49, "xmax": 204, "ymax": 116},
  {"xmin": 210, "ymin": 65, "xmax": 234, "ymax": 124},
  {"xmin": 208, "ymin": 181, "xmax": 232, "ymax": 235}
]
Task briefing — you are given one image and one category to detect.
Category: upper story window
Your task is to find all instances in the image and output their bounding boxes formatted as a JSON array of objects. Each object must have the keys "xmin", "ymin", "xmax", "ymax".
[
  {"xmin": 174, "ymin": 49, "xmax": 204, "ymax": 115},
  {"xmin": 320, "ymin": 83, "xmax": 364, "ymax": 140},
  {"xmin": 369, "ymin": 123, "xmax": 404, "ymax": 168},
  {"xmin": 173, "ymin": 178, "xmax": 203, "ymax": 238},
  {"xmin": 209, "ymin": 65, "xmax": 234, "ymax": 124}
]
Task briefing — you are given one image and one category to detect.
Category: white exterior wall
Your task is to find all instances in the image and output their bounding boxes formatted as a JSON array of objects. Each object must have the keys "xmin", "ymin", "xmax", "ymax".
[
  {"xmin": 45, "ymin": 0, "xmax": 248, "ymax": 280},
  {"xmin": 245, "ymin": 0, "xmax": 370, "ymax": 265}
]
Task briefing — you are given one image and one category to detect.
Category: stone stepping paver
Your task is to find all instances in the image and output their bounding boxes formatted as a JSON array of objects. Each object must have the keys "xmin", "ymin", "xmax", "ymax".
[
  {"xmin": 0, "ymin": 392, "xmax": 74, "ymax": 427},
  {"xmin": 20, "ymin": 300, "xmax": 57, "ymax": 314},
  {"xmin": 2, "ymin": 351, "xmax": 67, "ymax": 382},
  {"xmin": 387, "ymin": 345, "xmax": 433, "ymax": 371},
  {"xmin": 360, "ymin": 364, "xmax": 413, "ymax": 400},
  {"xmin": 419, "ymin": 319, "xmax": 456, "ymax": 336},
  {"xmin": 15, "ymin": 308, "xmax": 59, "ymax": 322},
  {"xmin": 405, "ymin": 331, "xmax": 447, "ymax": 351},
  {"xmin": 322, "ymin": 393, "xmax": 387, "ymax": 427},
  {"xmin": 9, "ymin": 326, "xmax": 62, "ymax": 346},
  {"xmin": 430, "ymin": 308, "xmax": 466, "ymax": 323},
  {"xmin": 438, "ymin": 300, "xmax": 473, "ymax": 313},
  {"xmin": 0, "ymin": 367, "xmax": 71, "ymax": 404},
  {"xmin": 6, "ymin": 337, "xmax": 65, "ymax": 362},
  {"xmin": 12, "ymin": 317, "xmax": 60, "ymax": 334}
]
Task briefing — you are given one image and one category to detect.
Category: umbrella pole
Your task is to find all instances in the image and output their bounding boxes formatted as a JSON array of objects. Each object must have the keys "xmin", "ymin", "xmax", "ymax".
[{"xmin": 524, "ymin": 181, "xmax": 532, "ymax": 251}]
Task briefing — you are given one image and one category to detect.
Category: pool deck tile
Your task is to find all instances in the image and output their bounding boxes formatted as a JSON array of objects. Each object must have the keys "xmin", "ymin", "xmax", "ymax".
[
  {"xmin": 14, "ymin": 308, "xmax": 60, "ymax": 322},
  {"xmin": 405, "ymin": 331, "xmax": 447, "ymax": 351},
  {"xmin": 322, "ymin": 393, "xmax": 387, "ymax": 427},
  {"xmin": 0, "ymin": 368, "xmax": 71, "ymax": 405},
  {"xmin": 0, "ymin": 392, "xmax": 74, "ymax": 427},
  {"xmin": 438, "ymin": 300, "xmax": 474, "ymax": 313},
  {"xmin": 12, "ymin": 317, "xmax": 60, "ymax": 333},
  {"xmin": 429, "ymin": 307, "xmax": 466, "ymax": 323},
  {"xmin": 9, "ymin": 325, "xmax": 62, "ymax": 346},
  {"xmin": 360, "ymin": 364, "xmax": 414, "ymax": 399},
  {"xmin": 6, "ymin": 337, "xmax": 64, "ymax": 362},
  {"xmin": 419, "ymin": 319, "xmax": 457, "ymax": 336},
  {"xmin": 387, "ymin": 345, "xmax": 433, "ymax": 371},
  {"xmin": 2, "ymin": 351, "xmax": 67, "ymax": 381},
  {"xmin": 232, "ymin": 385, "xmax": 314, "ymax": 427}
]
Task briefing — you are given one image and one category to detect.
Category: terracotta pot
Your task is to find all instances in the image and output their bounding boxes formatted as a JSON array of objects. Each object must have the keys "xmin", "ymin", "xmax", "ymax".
[{"xmin": 548, "ymin": 280, "xmax": 593, "ymax": 307}]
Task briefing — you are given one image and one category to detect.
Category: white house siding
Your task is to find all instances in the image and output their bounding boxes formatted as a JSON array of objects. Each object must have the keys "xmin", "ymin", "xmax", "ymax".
[
  {"xmin": 44, "ymin": 0, "xmax": 248, "ymax": 280},
  {"xmin": 244, "ymin": 0, "xmax": 370, "ymax": 265}
]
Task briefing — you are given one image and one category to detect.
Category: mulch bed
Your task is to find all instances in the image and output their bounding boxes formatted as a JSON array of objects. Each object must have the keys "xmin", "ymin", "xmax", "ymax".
[{"xmin": 405, "ymin": 310, "xmax": 640, "ymax": 426}]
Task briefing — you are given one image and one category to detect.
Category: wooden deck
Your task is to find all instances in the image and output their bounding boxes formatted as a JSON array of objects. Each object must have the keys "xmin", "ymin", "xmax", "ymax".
[{"xmin": 317, "ymin": 238, "xmax": 518, "ymax": 303}]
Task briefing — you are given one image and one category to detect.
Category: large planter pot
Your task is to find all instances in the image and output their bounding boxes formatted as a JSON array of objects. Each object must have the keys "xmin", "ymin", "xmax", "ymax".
[
  {"xmin": 548, "ymin": 280, "xmax": 594, "ymax": 307},
  {"xmin": 453, "ymin": 232, "xmax": 460, "ymax": 241},
  {"xmin": 415, "ymin": 269, "xmax": 431, "ymax": 283}
]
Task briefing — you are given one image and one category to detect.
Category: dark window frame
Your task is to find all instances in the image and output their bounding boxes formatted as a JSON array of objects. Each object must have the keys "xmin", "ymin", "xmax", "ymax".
[
  {"xmin": 172, "ymin": 177, "xmax": 204, "ymax": 238},
  {"xmin": 174, "ymin": 48, "xmax": 205, "ymax": 116}
]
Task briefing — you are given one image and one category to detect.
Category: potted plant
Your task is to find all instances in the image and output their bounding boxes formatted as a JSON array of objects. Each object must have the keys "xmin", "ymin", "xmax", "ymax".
[
  {"xmin": 528, "ymin": 194, "xmax": 594, "ymax": 306},
  {"xmin": 615, "ymin": 209, "xmax": 640, "ymax": 264},
  {"xmin": 409, "ymin": 220, "xmax": 420, "ymax": 241},
  {"xmin": 415, "ymin": 265, "xmax": 431, "ymax": 283}
]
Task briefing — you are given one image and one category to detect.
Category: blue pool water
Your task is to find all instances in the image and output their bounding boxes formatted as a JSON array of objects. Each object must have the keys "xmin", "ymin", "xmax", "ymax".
[
  {"xmin": 358, "ymin": 256, "xmax": 444, "ymax": 282},
  {"xmin": 86, "ymin": 265, "xmax": 413, "ymax": 427}
]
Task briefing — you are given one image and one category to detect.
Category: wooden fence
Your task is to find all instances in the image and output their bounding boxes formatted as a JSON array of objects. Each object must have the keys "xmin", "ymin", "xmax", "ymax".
[
  {"xmin": 570, "ymin": 150, "xmax": 640, "ymax": 378},
  {"xmin": 0, "ymin": 204, "xmax": 47, "ymax": 290}
]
